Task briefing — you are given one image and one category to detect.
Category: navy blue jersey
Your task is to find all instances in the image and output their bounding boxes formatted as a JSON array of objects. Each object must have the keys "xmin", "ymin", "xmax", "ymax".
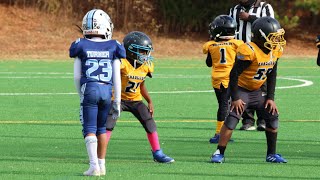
[{"xmin": 69, "ymin": 38, "xmax": 126, "ymax": 85}]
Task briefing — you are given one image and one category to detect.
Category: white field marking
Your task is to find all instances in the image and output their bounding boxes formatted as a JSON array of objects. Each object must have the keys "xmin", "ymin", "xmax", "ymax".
[
  {"xmin": 0, "ymin": 72, "xmax": 319, "ymax": 79},
  {"xmin": 0, "ymin": 72, "xmax": 73, "ymax": 75},
  {"xmin": 0, "ymin": 92, "xmax": 77, "ymax": 96},
  {"xmin": 0, "ymin": 119, "xmax": 318, "ymax": 124},
  {"xmin": 276, "ymin": 77, "xmax": 313, "ymax": 89},
  {"xmin": 0, "ymin": 77, "xmax": 314, "ymax": 96},
  {"xmin": 0, "ymin": 76, "xmax": 72, "ymax": 79}
]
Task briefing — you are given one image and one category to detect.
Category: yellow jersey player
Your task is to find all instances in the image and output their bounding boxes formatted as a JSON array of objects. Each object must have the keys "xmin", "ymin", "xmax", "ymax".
[
  {"xmin": 106, "ymin": 31, "xmax": 174, "ymax": 163},
  {"xmin": 203, "ymin": 15, "xmax": 244, "ymax": 143},
  {"xmin": 211, "ymin": 17, "xmax": 288, "ymax": 163}
]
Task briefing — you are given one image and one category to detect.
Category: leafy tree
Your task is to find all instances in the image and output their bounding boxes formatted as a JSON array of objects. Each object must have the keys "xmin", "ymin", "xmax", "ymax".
[{"xmin": 294, "ymin": 0, "xmax": 319, "ymax": 27}]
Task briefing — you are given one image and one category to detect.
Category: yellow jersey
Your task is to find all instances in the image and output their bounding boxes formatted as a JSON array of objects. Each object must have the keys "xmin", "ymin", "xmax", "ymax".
[
  {"xmin": 120, "ymin": 59, "xmax": 154, "ymax": 101},
  {"xmin": 203, "ymin": 39, "xmax": 244, "ymax": 89},
  {"xmin": 236, "ymin": 42, "xmax": 283, "ymax": 91}
]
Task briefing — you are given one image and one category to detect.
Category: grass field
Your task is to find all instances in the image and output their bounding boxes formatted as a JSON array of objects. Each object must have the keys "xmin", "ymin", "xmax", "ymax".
[{"xmin": 0, "ymin": 57, "xmax": 319, "ymax": 180}]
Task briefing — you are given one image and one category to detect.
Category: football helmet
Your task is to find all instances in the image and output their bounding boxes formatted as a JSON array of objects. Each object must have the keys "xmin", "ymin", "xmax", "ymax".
[
  {"xmin": 123, "ymin": 31, "xmax": 153, "ymax": 64},
  {"xmin": 209, "ymin": 15, "xmax": 237, "ymax": 41},
  {"xmin": 251, "ymin": 17, "xmax": 286, "ymax": 50},
  {"xmin": 82, "ymin": 9, "xmax": 114, "ymax": 40}
]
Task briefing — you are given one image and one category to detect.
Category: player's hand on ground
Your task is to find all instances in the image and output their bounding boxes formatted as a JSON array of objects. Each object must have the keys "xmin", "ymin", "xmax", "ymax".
[
  {"xmin": 112, "ymin": 102, "xmax": 121, "ymax": 120},
  {"xmin": 230, "ymin": 99, "xmax": 246, "ymax": 115},
  {"xmin": 148, "ymin": 102, "xmax": 154, "ymax": 117},
  {"xmin": 265, "ymin": 99, "xmax": 278, "ymax": 115},
  {"xmin": 316, "ymin": 35, "xmax": 320, "ymax": 48}
]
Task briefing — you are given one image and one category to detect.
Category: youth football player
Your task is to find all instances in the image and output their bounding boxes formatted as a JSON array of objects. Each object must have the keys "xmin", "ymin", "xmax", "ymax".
[
  {"xmin": 69, "ymin": 9, "xmax": 125, "ymax": 176},
  {"xmin": 203, "ymin": 15, "xmax": 244, "ymax": 143},
  {"xmin": 210, "ymin": 17, "xmax": 288, "ymax": 163},
  {"xmin": 106, "ymin": 31, "xmax": 174, "ymax": 163}
]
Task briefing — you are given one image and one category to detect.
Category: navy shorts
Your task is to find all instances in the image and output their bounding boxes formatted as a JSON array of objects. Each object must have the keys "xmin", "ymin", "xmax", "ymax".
[{"xmin": 80, "ymin": 82, "xmax": 112, "ymax": 137}]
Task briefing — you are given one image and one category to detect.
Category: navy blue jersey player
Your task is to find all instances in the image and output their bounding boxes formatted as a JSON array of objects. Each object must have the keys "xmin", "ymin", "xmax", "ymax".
[{"xmin": 69, "ymin": 9, "xmax": 125, "ymax": 176}]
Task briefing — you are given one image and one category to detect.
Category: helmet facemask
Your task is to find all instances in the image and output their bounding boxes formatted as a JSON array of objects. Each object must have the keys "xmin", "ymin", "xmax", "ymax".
[
  {"xmin": 259, "ymin": 28, "xmax": 286, "ymax": 50},
  {"xmin": 128, "ymin": 44, "xmax": 153, "ymax": 64},
  {"xmin": 216, "ymin": 27, "xmax": 236, "ymax": 40}
]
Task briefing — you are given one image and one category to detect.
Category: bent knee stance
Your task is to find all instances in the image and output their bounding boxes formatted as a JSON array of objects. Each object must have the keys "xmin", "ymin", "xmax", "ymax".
[
  {"xmin": 106, "ymin": 114, "xmax": 117, "ymax": 131},
  {"xmin": 142, "ymin": 118, "xmax": 157, "ymax": 133},
  {"xmin": 266, "ymin": 115, "xmax": 279, "ymax": 130}
]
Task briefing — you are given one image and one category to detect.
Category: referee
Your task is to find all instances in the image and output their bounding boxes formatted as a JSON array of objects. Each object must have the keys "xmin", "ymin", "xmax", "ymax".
[{"xmin": 229, "ymin": 0, "xmax": 275, "ymax": 131}]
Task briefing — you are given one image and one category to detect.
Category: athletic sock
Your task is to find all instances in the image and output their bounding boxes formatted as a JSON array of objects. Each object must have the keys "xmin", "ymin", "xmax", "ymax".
[
  {"xmin": 98, "ymin": 158, "xmax": 105, "ymax": 167},
  {"xmin": 265, "ymin": 130, "xmax": 277, "ymax": 155},
  {"xmin": 216, "ymin": 145, "xmax": 226, "ymax": 155},
  {"xmin": 147, "ymin": 132, "xmax": 160, "ymax": 152},
  {"xmin": 98, "ymin": 158, "xmax": 106, "ymax": 174},
  {"xmin": 106, "ymin": 131, "xmax": 112, "ymax": 143},
  {"xmin": 85, "ymin": 136, "xmax": 98, "ymax": 168},
  {"xmin": 215, "ymin": 121, "xmax": 224, "ymax": 134}
]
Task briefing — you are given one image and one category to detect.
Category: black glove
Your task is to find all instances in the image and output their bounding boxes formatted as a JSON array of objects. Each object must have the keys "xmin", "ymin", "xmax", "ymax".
[{"xmin": 316, "ymin": 35, "xmax": 320, "ymax": 48}]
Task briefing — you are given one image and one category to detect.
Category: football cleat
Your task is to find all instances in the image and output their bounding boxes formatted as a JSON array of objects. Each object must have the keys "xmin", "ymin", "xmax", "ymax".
[
  {"xmin": 239, "ymin": 124, "xmax": 256, "ymax": 131},
  {"xmin": 100, "ymin": 165, "xmax": 106, "ymax": 176},
  {"xmin": 83, "ymin": 167, "xmax": 100, "ymax": 176},
  {"xmin": 152, "ymin": 149, "xmax": 175, "ymax": 163},
  {"xmin": 209, "ymin": 134, "xmax": 234, "ymax": 144},
  {"xmin": 266, "ymin": 154, "xmax": 287, "ymax": 163},
  {"xmin": 257, "ymin": 124, "xmax": 266, "ymax": 131},
  {"xmin": 209, "ymin": 134, "xmax": 220, "ymax": 143},
  {"xmin": 211, "ymin": 154, "xmax": 225, "ymax": 163}
]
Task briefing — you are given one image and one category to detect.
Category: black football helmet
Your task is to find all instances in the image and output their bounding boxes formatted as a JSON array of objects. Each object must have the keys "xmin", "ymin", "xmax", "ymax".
[
  {"xmin": 209, "ymin": 15, "xmax": 236, "ymax": 41},
  {"xmin": 123, "ymin": 31, "xmax": 153, "ymax": 64},
  {"xmin": 251, "ymin": 17, "xmax": 286, "ymax": 50}
]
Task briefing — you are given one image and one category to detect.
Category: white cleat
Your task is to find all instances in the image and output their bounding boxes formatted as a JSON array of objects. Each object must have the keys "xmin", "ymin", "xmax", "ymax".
[
  {"xmin": 100, "ymin": 166, "xmax": 106, "ymax": 176},
  {"xmin": 83, "ymin": 167, "xmax": 100, "ymax": 176}
]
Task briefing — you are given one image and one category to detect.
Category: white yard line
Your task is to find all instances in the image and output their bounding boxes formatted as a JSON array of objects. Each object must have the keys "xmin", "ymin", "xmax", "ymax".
[{"xmin": 0, "ymin": 76, "xmax": 314, "ymax": 96}]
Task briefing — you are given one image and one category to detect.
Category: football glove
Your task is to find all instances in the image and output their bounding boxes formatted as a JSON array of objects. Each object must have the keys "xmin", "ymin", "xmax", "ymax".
[
  {"xmin": 316, "ymin": 35, "xmax": 320, "ymax": 48},
  {"xmin": 112, "ymin": 101, "xmax": 121, "ymax": 120}
]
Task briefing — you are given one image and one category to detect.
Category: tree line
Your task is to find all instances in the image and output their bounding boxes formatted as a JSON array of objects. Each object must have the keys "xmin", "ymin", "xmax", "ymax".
[{"xmin": 1, "ymin": 0, "xmax": 319, "ymax": 35}]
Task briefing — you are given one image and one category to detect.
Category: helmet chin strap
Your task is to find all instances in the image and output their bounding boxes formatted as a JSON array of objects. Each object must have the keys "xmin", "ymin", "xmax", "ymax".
[
  {"xmin": 134, "ymin": 60, "xmax": 137, "ymax": 69},
  {"xmin": 259, "ymin": 29, "xmax": 267, "ymax": 40}
]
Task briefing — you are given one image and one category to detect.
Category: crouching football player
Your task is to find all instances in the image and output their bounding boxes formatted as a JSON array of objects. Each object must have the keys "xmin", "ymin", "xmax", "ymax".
[
  {"xmin": 106, "ymin": 31, "xmax": 174, "ymax": 163},
  {"xmin": 211, "ymin": 17, "xmax": 288, "ymax": 163}
]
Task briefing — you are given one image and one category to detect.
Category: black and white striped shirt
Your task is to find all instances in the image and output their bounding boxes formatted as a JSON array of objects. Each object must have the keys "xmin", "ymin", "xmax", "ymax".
[{"xmin": 229, "ymin": 1, "xmax": 274, "ymax": 43}]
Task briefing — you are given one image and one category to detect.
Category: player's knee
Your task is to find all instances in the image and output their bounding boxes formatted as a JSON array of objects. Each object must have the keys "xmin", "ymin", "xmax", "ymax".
[
  {"xmin": 96, "ymin": 127, "xmax": 107, "ymax": 135},
  {"xmin": 82, "ymin": 126, "xmax": 97, "ymax": 137},
  {"xmin": 106, "ymin": 127, "xmax": 114, "ymax": 131},
  {"xmin": 224, "ymin": 114, "xmax": 240, "ymax": 130},
  {"xmin": 266, "ymin": 115, "xmax": 278, "ymax": 129},
  {"xmin": 84, "ymin": 136, "xmax": 97, "ymax": 144},
  {"xmin": 266, "ymin": 121, "xmax": 278, "ymax": 130},
  {"xmin": 143, "ymin": 118, "xmax": 157, "ymax": 133},
  {"xmin": 106, "ymin": 115, "xmax": 117, "ymax": 131}
]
